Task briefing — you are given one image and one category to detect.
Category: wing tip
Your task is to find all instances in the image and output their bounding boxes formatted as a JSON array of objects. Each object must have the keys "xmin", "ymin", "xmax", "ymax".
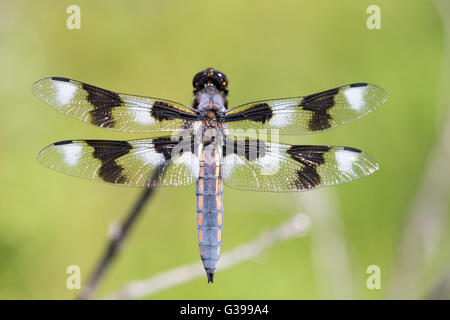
[
  {"xmin": 362, "ymin": 83, "xmax": 388, "ymax": 104},
  {"xmin": 346, "ymin": 82, "xmax": 388, "ymax": 103},
  {"xmin": 369, "ymin": 83, "xmax": 388, "ymax": 104},
  {"xmin": 359, "ymin": 149, "xmax": 380, "ymax": 174},
  {"xmin": 36, "ymin": 144, "xmax": 53, "ymax": 168},
  {"xmin": 31, "ymin": 78, "xmax": 48, "ymax": 98},
  {"xmin": 31, "ymin": 77, "xmax": 55, "ymax": 101},
  {"xmin": 334, "ymin": 146, "xmax": 380, "ymax": 180},
  {"xmin": 31, "ymin": 77, "xmax": 73, "ymax": 99},
  {"xmin": 36, "ymin": 140, "xmax": 76, "ymax": 167}
]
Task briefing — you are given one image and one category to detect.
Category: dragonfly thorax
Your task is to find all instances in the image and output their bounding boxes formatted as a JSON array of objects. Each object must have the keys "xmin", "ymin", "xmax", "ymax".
[{"xmin": 195, "ymin": 87, "xmax": 227, "ymax": 111}]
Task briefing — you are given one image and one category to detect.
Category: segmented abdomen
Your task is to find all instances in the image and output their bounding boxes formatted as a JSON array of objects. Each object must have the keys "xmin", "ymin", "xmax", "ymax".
[{"xmin": 196, "ymin": 146, "xmax": 223, "ymax": 283}]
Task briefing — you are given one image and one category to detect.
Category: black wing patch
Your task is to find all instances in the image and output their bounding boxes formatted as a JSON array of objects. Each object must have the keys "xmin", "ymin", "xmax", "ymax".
[
  {"xmin": 85, "ymin": 140, "xmax": 133, "ymax": 184},
  {"xmin": 223, "ymin": 103, "xmax": 273, "ymax": 124},
  {"xmin": 300, "ymin": 88, "xmax": 339, "ymax": 131},
  {"xmin": 286, "ymin": 145, "xmax": 331, "ymax": 189}
]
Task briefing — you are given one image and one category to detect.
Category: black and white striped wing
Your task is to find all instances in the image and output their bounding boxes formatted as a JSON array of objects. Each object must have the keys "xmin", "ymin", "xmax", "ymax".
[
  {"xmin": 32, "ymin": 77, "xmax": 200, "ymax": 133},
  {"xmin": 221, "ymin": 136, "xmax": 378, "ymax": 192},
  {"xmin": 224, "ymin": 83, "xmax": 387, "ymax": 135},
  {"xmin": 37, "ymin": 136, "xmax": 200, "ymax": 187}
]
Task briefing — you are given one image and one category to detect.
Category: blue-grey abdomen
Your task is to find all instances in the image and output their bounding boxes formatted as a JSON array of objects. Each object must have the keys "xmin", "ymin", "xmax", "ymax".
[{"xmin": 196, "ymin": 146, "xmax": 223, "ymax": 283}]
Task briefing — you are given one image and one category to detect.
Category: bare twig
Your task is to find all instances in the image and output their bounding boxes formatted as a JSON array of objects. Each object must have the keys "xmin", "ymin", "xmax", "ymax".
[
  {"xmin": 78, "ymin": 163, "xmax": 167, "ymax": 300},
  {"xmin": 103, "ymin": 213, "xmax": 310, "ymax": 299},
  {"xmin": 388, "ymin": 0, "xmax": 450, "ymax": 299}
]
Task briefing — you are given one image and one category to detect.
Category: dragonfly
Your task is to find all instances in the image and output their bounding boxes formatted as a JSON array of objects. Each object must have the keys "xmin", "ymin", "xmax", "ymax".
[{"xmin": 33, "ymin": 68, "xmax": 387, "ymax": 283}]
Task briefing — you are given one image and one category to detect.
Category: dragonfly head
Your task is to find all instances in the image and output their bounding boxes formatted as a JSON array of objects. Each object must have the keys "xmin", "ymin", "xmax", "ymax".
[
  {"xmin": 193, "ymin": 67, "xmax": 229, "ymax": 96},
  {"xmin": 193, "ymin": 68, "xmax": 229, "ymax": 111}
]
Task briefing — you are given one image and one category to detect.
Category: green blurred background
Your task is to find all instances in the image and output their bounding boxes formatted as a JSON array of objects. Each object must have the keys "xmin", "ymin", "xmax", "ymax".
[{"xmin": 1, "ymin": 0, "xmax": 449, "ymax": 299}]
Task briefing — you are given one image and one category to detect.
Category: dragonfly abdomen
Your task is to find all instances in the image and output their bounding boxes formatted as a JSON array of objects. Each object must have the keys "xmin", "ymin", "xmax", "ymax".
[{"xmin": 196, "ymin": 147, "xmax": 223, "ymax": 283}]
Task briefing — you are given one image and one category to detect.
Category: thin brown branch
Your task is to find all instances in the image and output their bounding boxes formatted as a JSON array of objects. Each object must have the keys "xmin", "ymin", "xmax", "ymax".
[
  {"xmin": 103, "ymin": 213, "xmax": 310, "ymax": 300},
  {"xmin": 78, "ymin": 163, "xmax": 167, "ymax": 300}
]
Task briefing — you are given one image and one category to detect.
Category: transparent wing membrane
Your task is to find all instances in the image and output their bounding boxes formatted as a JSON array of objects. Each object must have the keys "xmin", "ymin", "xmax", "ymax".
[
  {"xmin": 224, "ymin": 83, "xmax": 387, "ymax": 135},
  {"xmin": 37, "ymin": 136, "xmax": 199, "ymax": 187},
  {"xmin": 221, "ymin": 136, "xmax": 378, "ymax": 192},
  {"xmin": 32, "ymin": 77, "xmax": 200, "ymax": 133}
]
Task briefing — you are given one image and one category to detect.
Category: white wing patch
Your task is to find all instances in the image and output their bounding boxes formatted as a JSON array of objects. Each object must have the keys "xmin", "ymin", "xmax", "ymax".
[
  {"xmin": 221, "ymin": 153, "xmax": 246, "ymax": 180},
  {"xmin": 132, "ymin": 109, "xmax": 154, "ymax": 126},
  {"xmin": 344, "ymin": 86, "xmax": 367, "ymax": 111},
  {"xmin": 255, "ymin": 145, "xmax": 282, "ymax": 175},
  {"xmin": 138, "ymin": 149, "xmax": 165, "ymax": 167},
  {"xmin": 58, "ymin": 144, "xmax": 83, "ymax": 166},
  {"xmin": 173, "ymin": 152, "xmax": 200, "ymax": 178},
  {"xmin": 122, "ymin": 98, "xmax": 155, "ymax": 126},
  {"xmin": 335, "ymin": 150, "xmax": 358, "ymax": 172},
  {"xmin": 54, "ymin": 81, "xmax": 77, "ymax": 106},
  {"xmin": 269, "ymin": 111, "xmax": 293, "ymax": 128}
]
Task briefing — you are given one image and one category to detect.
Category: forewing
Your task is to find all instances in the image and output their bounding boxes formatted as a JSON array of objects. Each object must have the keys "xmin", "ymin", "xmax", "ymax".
[
  {"xmin": 32, "ymin": 77, "xmax": 200, "ymax": 132},
  {"xmin": 38, "ymin": 136, "xmax": 200, "ymax": 187},
  {"xmin": 224, "ymin": 83, "xmax": 387, "ymax": 135},
  {"xmin": 222, "ymin": 136, "xmax": 378, "ymax": 192}
]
